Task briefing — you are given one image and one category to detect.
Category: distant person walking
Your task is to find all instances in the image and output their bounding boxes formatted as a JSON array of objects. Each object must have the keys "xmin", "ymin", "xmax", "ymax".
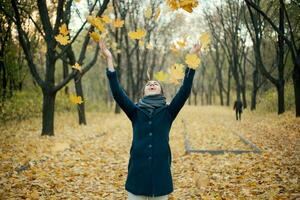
[{"xmin": 233, "ymin": 99, "xmax": 243, "ymax": 121}]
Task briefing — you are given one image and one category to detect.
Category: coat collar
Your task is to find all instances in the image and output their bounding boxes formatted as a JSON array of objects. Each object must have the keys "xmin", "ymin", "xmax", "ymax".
[{"xmin": 135, "ymin": 103, "xmax": 168, "ymax": 118}]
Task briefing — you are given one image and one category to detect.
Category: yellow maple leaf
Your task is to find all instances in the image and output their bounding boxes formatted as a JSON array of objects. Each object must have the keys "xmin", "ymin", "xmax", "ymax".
[
  {"xmin": 101, "ymin": 15, "xmax": 111, "ymax": 24},
  {"xmin": 168, "ymin": 63, "xmax": 184, "ymax": 80},
  {"xmin": 144, "ymin": 6, "xmax": 152, "ymax": 19},
  {"xmin": 185, "ymin": 53, "xmax": 200, "ymax": 69},
  {"xmin": 167, "ymin": 0, "xmax": 199, "ymax": 13},
  {"xmin": 128, "ymin": 29, "xmax": 146, "ymax": 40},
  {"xmin": 86, "ymin": 16, "xmax": 106, "ymax": 32},
  {"xmin": 59, "ymin": 23, "xmax": 69, "ymax": 36},
  {"xmin": 72, "ymin": 62, "xmax": 82, "ymax": 72},
  {"xmin": 113, "ymin": 19, "xmax": 124, "ymax": 28},
  {"xmin": 170, "ymin": 43, "xmax": 179, "ymax": 53},
  {"xmin": 154, "ymin": 7, "xmax": 161, "ymax": 21},
  {"xmin": 177, "ymin": 39, "xmax": 186, "ymax": 48},
  {"xmin": 154, "ymin": 71, "xmax": 169, "ymax": 82},
  {"xmin": 166, "ymin": 0, "xmax": 180, "ymax": 10},
  {"xmin": 199, "ymin": 32, "xmax": 211, "ymax": 49},
  {"xmin": 70, "ymin": 95, "xmax": 83, "ymax": 104},
  {"xmin": 89, "ymin": 31, "xmax": 100, "ymax": 42},
  {"xmin": 55, "ymin": 34, "xmax": 70, "ymax": 45}
]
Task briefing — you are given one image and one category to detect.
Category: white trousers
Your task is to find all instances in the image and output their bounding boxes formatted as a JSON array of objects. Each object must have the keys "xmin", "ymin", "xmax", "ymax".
[{"xmin": 127, "ymin": 191, "xmax": 168, "ymax": 200}]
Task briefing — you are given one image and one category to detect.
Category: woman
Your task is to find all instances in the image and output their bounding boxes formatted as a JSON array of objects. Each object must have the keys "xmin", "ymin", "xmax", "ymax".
[{"xmin": 100, "ymin": 40, "xmax": 201, "ymax": 200}]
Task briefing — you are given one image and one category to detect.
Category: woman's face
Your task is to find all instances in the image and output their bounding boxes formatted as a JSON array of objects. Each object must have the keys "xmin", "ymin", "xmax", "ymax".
[{"xmin": 144, "ymin": 80, "xmax": 162, "ymax": 96}]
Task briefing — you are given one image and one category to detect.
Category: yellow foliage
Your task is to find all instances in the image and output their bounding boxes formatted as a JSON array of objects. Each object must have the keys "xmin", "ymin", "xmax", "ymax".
[
  {"xmin": 55, "ymin": 34, "xmax": 70, "ymax": 45},
  {"xmin": 128, "ymin": 29, "xmax": 146, "ymax": 40},
  {"xmin": 72, "ymin": 62, "xmax": 82, "ymax": 72},
  {"xmin": 185, "ymin": 53, "xmax": 200, "ymax": 69},
  {"xmin": 89, "ymin": 31, "xmax": 101, "ymax": 42},
  {"xmin": 70, "ymin": 94, "xmax": 83, "ymax": 104},
  {"xmin": 113, "ymin": 19, "xmax": 124, "ymax": 28},
  {"xmin": 154, "ymin": 70, "xmax": 169, "ymax": 82}
]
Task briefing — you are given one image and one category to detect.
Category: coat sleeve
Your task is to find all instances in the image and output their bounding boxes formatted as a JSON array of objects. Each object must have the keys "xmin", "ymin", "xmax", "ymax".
[
  {"xmin": 168, "ymin": 67, "xmax": 196, "ymax": 120},
  {"xmin": 106, "ymin": 67, "xmax": 136, "ymax": 120}
]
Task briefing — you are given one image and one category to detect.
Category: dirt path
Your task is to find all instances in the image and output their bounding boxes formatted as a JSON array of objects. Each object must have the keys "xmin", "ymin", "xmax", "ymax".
[{"xmin": 0, "ymin": 106, "xmax": 299, "ymax": 199}]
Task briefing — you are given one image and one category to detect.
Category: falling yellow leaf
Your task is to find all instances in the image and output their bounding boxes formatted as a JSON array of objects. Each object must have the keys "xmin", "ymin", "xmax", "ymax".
[
  {"xmin": 170, "ymin": 43, "xmax": 179, "ymax": 53},
  {"xmin": 166, "ymin": 0, "xmax": 199, "ymax": 13},
  {"xmin": 154, "ymin": 71, "xmax": 169, "ymax": 82},
  {"xmin": 168, "ymin": 63, "xmax": 184, "ymax": 80},
  {"xmin": 101, "ymin": 15, "xmax": 111, "ymax": 24},
  {"xmin": 144, "ymin": 6, "xmax": 152, "ymax": 19},
  {"xmin": 113, "ymin": 19, "xmax": 124, "ymax": 28},
  {"xmin": 177, "ymin": 39, "xmax": 186, "ymax": 48},
  {"xmin": 128, "ymin": 29, "xmax": 146, "ymax": 40},
  {"xmin": 74, "ymin": 0, "xmax": 80, "ymax": 2},
  {"xmin": 70, "ymin": 95, "xmax": 83, "ymax": 104},
  {"xmin": 72, "ymin": 62, "xmax": 82, "ymax": 72},
  {"xmin": 55, "ymin": 34, "xmax": 70, "ymax": 45},
  {"xmin": 146, "ymin": 42, "xmax": 153, "ymax": 50},
  {"xmin": 185, "ymin": 53, "xmax": 200, "ymax": 69},
  {"xmin": 86, "ymin": 15, "xmax": 106, "ymax": 32},
  {"xmin": 89, "ymin": 31, "xmax": 101, "ymax": 42},
  {"xmin": 59, "ymin": 23, "xmax": 69, "ymax": 36},
  {"xmin": 154, "ymin": 7, "xmax": 161, "ymax": 20},
  {"xmin": 200, "ymin": 32, "xmax": 211, "ymax": 49}
]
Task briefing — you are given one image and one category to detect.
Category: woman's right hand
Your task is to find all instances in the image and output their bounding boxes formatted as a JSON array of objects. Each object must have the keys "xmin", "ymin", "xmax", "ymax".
[{"xmin": 99, "ymin": 39, "xmax": 112, "ymax": 60}]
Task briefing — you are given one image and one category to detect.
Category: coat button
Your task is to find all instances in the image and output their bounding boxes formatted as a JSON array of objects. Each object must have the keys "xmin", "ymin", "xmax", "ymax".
[
  {"xmin": 148, "ymin": 121, "xmax": 152, "ymax": 125},
  {"xmin": 149, "ymin": 132, "xmax": 152, "ymax": 136},
  {"xmin": 148, "ymin": 156, "xmax": 152, "ymax": 160},
  {"xmin": 148, "ymin": 144, "xmax": 152, "ymax": 148}
]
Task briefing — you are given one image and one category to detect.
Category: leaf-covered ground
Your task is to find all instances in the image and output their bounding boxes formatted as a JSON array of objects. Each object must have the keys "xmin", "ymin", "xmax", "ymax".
[{"xmin": 0, "ymin": 106, "xmax": 299, "ymax": 199}]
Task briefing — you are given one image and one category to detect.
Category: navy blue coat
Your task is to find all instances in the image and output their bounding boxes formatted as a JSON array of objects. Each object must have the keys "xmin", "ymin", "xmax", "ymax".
[{"xmin": 106, "ymin": 66, "xmax": 195, "ymax": 197}]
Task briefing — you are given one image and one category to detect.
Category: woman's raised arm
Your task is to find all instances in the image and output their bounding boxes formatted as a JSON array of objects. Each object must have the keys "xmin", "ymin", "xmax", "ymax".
[
  {"xmin": 167, "ymin": 43, "xmax": 201, "ymax": 121},
  {"xmin": 99, "ymin": 40, "xmax": 136, "ymax": 120}
]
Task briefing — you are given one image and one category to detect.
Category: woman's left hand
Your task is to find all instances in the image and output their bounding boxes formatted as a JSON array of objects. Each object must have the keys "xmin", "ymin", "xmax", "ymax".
[{"xmin": 189, "ymin": 43, "xmax": 202, "ymax": 54}]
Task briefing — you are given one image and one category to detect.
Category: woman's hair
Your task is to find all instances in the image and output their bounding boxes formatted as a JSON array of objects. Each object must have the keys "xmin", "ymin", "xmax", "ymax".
[{"xmin": 141, "ymin": 80, "xmax": 164, "ymax": 96}]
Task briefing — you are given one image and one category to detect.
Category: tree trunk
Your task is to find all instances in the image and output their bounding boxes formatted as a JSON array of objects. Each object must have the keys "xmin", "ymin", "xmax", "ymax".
[
  {"xmin": 293, "ymin": 59, "xmax": 300, "ymax": 117},
  {"xmin": 41, "ymin": 89, "xmax": 57, "ymax": 136},
  {"xmin": 251, "ymin": 68, "xmax": 258, "ymax": 110},
  {"xmin": 74, "ymin": 74, "xmax": 87, "ymax": 125}
]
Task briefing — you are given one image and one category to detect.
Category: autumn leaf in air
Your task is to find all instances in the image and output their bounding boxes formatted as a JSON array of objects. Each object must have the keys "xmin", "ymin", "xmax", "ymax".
[
  {"xmin": 113, "ymin": 19, "xmax": 124, "ymax": 28},
  {"xmin": 128, "ymin": 29, "xmax": 146, "ymax": 40},
  {"xmin": 154, "ymin": 71, "xmax": 169, "ymax": 82},
  {"xmin": 89, "ymin": 31, "xmax": 100, "ymax": 42},
  {"xmin": 154, "ymin": 8, "xmax": 161, "ymax": 21},
  {"xmin": 101, "ymin": 15, "xmax": 111, "ymax": 24},
  {"xmin": 72, "ymin": 63, "xmax": 82, "ymax": 72},
  {"xmin": 55, "ymin": 34, "xmax": 70, "ymax": 45},
  {"xmin": 86, "ymin": 16, "xmax": 106, "ymax": 32},
  {"xmin": 166, "ymin": 0, "xmax": 199, "ymax": 13},
  {"xmin": 170, "ymin": 43, "xmax": 179, "ymax": 53},
  {"xmin": 59, "ymin": 23, "xmax": 69, "ymax": 36},
  {"xmin": 176, "ymin": 39, "xmax": 186, "ymax": 48},
  {"xmin": 144, "ymin": 6, "xmax": 152, "ymax": 19},
  {"xmin": 199, "ymin": 32, "xmax": 211, "ymax": 49},
  {"xmin": 168, "ymin": 63, "xmax": 184, "ymax": 80},
  {"xmin": 55, "ymin": 24, "xmax": 71, "ymax": 45},
  {"xmin": 70, "ymin": 95, "xmax": 83, "ymax": 104},
  {"xmin": 185, "ymin": 53, "xmax": 201, "ymax": 69}
]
